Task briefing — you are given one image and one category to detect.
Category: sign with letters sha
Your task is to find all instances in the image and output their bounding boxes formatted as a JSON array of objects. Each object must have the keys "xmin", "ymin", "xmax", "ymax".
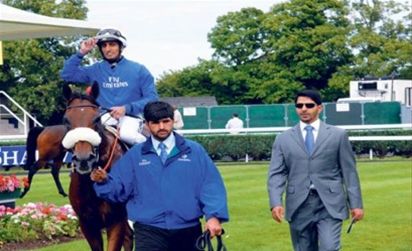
[{"xmin": 0, "ymin": 146, "xmax": 72, "ymax": 168}]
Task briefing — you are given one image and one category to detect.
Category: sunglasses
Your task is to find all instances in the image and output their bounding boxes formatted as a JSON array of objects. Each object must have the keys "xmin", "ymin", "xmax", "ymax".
[
  {"xmin": 295, "ymin": 103, "xmax": 317, "ymax": 109},
  {"xmin": 97, "ymin": 29, "xmax": 124, "ymax": 38}
]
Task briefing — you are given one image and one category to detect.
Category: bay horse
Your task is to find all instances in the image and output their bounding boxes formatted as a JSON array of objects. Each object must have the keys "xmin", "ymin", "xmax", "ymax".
[
  {"xmin": 20, "ymin": 125, "xmax": 68, "ymax": 198},
  {"xmin": 61, "ymin": 83, "xmax": 133, "ymax": 251}
]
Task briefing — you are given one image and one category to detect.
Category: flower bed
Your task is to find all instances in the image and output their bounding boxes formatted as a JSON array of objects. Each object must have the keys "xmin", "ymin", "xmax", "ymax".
[
  {"xmin": 0, "ymin": 202, "xmax": 80, "ymax": 246},
  {"xmin": 0, "ymin": 174, "xmax": 28, "ymax": 193},
  {"xmin": 0, "ymin": 174, "xmax": 30, "ymax": 209}
]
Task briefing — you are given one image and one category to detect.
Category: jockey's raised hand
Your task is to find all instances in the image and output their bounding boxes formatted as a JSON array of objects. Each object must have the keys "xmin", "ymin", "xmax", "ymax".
[{"xmin": 79, "ymin": 38, "xmax": 97, "ymax": 55}]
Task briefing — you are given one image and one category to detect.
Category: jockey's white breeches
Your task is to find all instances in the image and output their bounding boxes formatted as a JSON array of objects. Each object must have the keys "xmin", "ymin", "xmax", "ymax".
[{"xmin": 100, "ymin": 113, "xmax": 146, "ymax": 145}]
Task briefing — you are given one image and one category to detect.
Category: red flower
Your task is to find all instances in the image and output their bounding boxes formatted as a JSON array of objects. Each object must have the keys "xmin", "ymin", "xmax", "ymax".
[
  {"xmin": 58, "ymin": 214, "xmax": 68, "ymax": 220},
  {"xmin": 43, "ymin": 207, "xmax": 51, "ymax": 214}
]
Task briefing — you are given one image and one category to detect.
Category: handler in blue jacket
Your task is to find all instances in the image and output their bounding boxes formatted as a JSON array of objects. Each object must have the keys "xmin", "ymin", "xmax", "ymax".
[{"xmin": 91, "ymin": 101, "xmax": 229, "ymax": 250}]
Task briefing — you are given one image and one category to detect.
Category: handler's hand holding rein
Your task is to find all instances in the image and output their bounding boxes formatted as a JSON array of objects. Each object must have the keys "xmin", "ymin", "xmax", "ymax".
[{"xmin": 91, "ymin": 167, "xmax": 108, "ymax": 183}]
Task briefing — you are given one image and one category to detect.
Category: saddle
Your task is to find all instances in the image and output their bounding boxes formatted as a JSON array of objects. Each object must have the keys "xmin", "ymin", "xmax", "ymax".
[{"xmin": 104, "ymin": 125, "xmax": 130, "ymax": 150}]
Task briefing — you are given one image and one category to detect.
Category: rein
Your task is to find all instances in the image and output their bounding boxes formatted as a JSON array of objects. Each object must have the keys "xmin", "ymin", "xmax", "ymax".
[
  {"xmin": 195, "ymin": 229, "xmax": 227, "ymax": 251},
  {"xmin": 102, "ymin": 127, "xmax": 120, "ymax": 171}
]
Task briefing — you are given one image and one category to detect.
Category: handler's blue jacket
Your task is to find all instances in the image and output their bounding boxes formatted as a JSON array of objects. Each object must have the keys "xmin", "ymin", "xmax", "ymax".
[
  {"xmin": 60, "ymin": 51, "xmax": 158, "ymax": 116},
  {"xmin": 93, "ymin": 132, "xmax": 229, "ymax": 229}
]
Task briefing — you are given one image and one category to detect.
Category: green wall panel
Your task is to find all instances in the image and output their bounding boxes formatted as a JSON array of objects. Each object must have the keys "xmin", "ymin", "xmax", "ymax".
[
  {"xmin": 181, "ymin": 107, "xmax": 209, "ymax": 129},
  {"xmin": 180, "ymin": 102, "xmax": 401, "ymax": 129},
  {"xmin": 210, "ymin": 106, "xmax": 247, "ymax": 129},
  {"xmin": 323, "ymin": 103, "xmax": 363, "ymax": 125},
  {"xmin": 363, "ymin": 102, "xmax": 401, "ymax": 124},
  {"xmin": 286, "ymin": 104, "xmax": 300, "ymax": 126},
  {"xmin": 248, "ymin": 105, "xmax": 286, "ymax": 127}
]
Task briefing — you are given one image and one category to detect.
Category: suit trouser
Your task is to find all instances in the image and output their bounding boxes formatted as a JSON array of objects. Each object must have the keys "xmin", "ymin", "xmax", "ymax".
[{"xmin": 289, "ymin": 192, "xmax": 342, "ymax": 251}]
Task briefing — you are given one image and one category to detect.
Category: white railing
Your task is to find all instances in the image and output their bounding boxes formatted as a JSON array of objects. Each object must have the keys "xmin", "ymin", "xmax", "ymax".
[
  {"xmin": 348, "ymin": 135, "xmax": 412, "ymax": 141},
  {"xmin": 1, "ymin": 123, "xmax": 411, "ymax": 141},
  {"xmin": 177, "ymin": 123, "xmax": 412, "ymax": 137},
  {"xmin": 0, "ymin": 104, "xmax": 25, "ymax": 125},
  {"xmin": 0, "ymin": 90, "xmax": 42, "ymax": 141}
]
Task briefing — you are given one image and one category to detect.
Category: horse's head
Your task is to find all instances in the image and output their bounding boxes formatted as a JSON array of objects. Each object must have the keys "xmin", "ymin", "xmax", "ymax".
[{"xmin": 62, "ymin": 82, "xmax": 102, "ymax": 174}]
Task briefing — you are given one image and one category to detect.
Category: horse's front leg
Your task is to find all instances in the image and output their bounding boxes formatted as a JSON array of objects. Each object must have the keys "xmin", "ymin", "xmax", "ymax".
[
  {"xmin": 79, "ymin": 221, "xmax": 104, "ymax": 251},
  {"xmin": 106, "ymin": 221, "xmax": 130, "ymax": 251},
  {"xmin": 123, "ymin": 222, "xmax": 134, "ymax": 251}
]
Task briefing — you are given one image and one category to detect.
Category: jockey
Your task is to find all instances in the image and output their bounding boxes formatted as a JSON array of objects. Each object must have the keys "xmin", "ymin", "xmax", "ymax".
[{"xmin": 61, "ymin": 28, "xmax": 158, "ymax": 145}]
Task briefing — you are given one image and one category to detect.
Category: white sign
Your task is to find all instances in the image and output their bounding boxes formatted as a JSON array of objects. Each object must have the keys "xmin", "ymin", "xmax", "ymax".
[
  {"xmin": 183, "ymin": 107, "xmax": 197, "ymax": 116},
  {"xmin": 336, "ymin": 103, "xmax": 350, "ymax": 112}
]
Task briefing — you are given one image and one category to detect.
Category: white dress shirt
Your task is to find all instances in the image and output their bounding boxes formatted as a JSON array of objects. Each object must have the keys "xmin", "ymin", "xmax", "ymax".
[{"xmin": 152, "ymin": 133, "xmax": 176, "ymax": 156}]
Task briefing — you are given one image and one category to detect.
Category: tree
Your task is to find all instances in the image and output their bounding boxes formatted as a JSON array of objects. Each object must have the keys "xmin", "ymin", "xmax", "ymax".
[
  {"xmin": 159, "ymin": 0, "xmax": 411, "ymax": 104},
  {"xmin": 261, "ymin": 0, "xmax": 353, "ymax": 97},
  {"xmin": 0, "ymin": 0, "xmax": 93, "ymax": 125},
  {"xmin": 208, "ymin": 7, "xmax": 268, "ymax": 67},
  {"xmin": 344, "ymin": 0, "xmax": 412, "ymax": 79},
  {"xmin": 157, "ymin": 60, "xmax": 216, "ymax": 98},
  {"xmin": 205, "ymin": 0, "xmax": 354, "ymax": 103},
  {"xmin": 327, "ymin": 0, "xmax": 412, "ymax": 100},
  {"xmin": 206, "ymin": 7, "xmax": 270, "ymax": 104}
]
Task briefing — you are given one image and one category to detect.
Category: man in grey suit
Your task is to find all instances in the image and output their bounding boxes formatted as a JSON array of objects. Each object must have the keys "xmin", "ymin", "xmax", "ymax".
[{"xmin": 267, "ymin": 90, "xmax": 364, "ymax": 251}]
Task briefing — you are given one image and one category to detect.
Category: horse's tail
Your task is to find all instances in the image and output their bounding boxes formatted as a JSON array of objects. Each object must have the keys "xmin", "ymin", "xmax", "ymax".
[{"xmin": 25, "ymin": 126, "xmax": 44, "ymax": 170}]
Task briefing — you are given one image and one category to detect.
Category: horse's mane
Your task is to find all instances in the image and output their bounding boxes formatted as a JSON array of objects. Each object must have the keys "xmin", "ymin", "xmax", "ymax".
[{"xmin": 67, "ymin": 91, "xmax": 99, "ymax": 107}]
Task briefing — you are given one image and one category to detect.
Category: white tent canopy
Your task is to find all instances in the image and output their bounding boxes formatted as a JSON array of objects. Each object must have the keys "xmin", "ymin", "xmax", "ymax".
[{"xmin": 0, "ymin": 3, "xmax": 108, "ymax": 41}]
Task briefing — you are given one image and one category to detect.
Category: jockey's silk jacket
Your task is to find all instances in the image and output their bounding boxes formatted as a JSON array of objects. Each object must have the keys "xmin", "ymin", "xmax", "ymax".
[{"xmin": 60, "ymin": 51, "xmax": 158, "ymax": 116}]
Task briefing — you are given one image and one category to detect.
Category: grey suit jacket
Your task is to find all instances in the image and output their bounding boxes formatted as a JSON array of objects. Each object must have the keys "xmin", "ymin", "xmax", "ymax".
[{"xmin": 267, "ymin": 121, "xmax": 363, "ymax": 221}]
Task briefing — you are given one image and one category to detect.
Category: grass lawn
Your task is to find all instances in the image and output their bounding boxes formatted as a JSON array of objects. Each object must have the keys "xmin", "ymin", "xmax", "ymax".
[{"xmin": 6, "ymin": 160, "xmax": 412, "ymax": 250}]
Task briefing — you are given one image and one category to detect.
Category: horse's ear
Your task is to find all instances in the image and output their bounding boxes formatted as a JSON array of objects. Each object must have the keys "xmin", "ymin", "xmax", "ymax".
[
  {"xmin": 62, "ymin": 83, "xmax": 72, "ymax": 101},
  {"xmin": 90, "ymin": 81, "xmax": 100, "ymax": 100}
]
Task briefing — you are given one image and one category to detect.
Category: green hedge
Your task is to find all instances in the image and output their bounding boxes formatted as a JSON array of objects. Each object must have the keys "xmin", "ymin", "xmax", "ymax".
[
  {"xmin": 348, "ymin": 129, "xmax": 412, "ymax": 158},
  {"xmin": 188, "ymin": 134, "xmax": 276, "ymax": 161},
  {"xmin": 0, "ymin": 140, "xmax": 25, "ymax": 146},
  {"xmin": 186, "ymin": 130, "xmax": 412, "ymax": 161}
]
